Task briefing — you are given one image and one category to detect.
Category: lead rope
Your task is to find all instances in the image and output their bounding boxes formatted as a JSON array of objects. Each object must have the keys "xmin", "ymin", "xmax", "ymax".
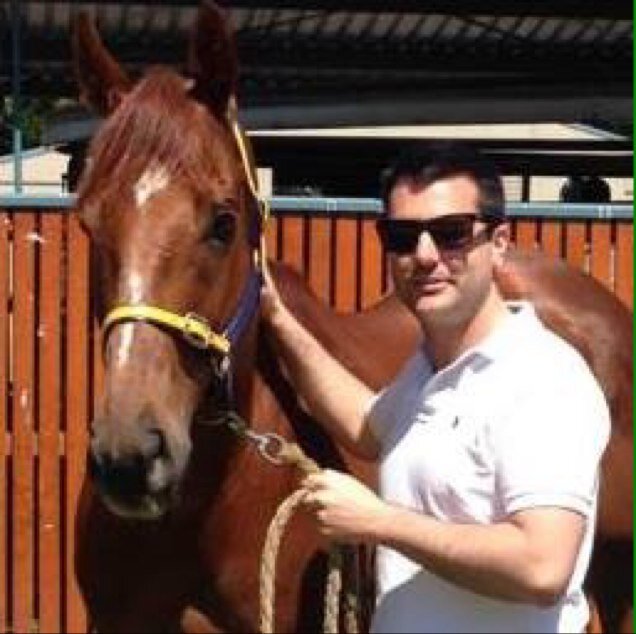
[
  {"xmin": 258, "ymin": 441, "xmax": 359, "ymax": 634},
  {"xmin": 210, "ymin": 412, "xmax": 359, "ymax": 634}
]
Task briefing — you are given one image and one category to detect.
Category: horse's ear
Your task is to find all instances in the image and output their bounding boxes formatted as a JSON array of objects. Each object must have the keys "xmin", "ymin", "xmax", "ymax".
[
  {"xmin": 187, "ymin": 1, "xmax": 238, "ymax": 117},
  {"xmin": 71, "ymin": 12, "xmax": 132, "ymax": 115}
]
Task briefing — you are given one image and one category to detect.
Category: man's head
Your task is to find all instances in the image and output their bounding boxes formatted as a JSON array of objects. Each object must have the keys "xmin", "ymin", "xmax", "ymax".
[{"xmin": 378, "ymin": 142, "xmax": 510, "ymax": 330}]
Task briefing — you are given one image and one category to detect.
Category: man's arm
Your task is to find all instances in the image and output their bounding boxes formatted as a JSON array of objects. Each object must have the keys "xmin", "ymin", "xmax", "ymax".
[
  {"xmin": 261, "ymin": 273, "xmax": 380, "ymax": 460},
  {"xmin": 303, "ymin": 469, "xmax": 585, "ymax": 606}
]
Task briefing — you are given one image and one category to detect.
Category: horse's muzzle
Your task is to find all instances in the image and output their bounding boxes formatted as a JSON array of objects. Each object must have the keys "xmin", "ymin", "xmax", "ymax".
[{"xmin": 88, "ymin": 425, "xmax": 179, "ymax": 519}]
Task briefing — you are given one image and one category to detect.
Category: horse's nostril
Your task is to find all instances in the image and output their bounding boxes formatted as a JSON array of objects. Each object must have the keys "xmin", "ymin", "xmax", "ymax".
[{"xmin": 143, "ymin": 428, "xmax": 166, "ymax": 461}]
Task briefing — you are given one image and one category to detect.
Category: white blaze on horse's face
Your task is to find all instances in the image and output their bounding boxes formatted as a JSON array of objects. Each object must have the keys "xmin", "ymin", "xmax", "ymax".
[
  {"xmin": 113, "ymin": 271, "xmax": 146, "ymax": 367},
  {"xmin": 134, "ymin": 166, "xmax": 170, "ymax": 211},
  {"xmin": 114, "ymin": 323, "xmax": 135, "ymax": 368}
]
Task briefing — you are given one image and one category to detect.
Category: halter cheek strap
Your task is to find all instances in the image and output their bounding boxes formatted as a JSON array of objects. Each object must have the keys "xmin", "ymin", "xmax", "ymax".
[{"xmin": 102, "ymin": 109, "xmax": 267, "ymax": 362}]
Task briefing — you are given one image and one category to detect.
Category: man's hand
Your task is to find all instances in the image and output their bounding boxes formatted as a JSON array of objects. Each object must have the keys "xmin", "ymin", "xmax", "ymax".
[
  {"xmin": 259, "ymin": 257, "xmax": 286, "ymax": 326},
  {"xmin": 301, "ymin": 469, "xmax": 390, "ymax": 543}
]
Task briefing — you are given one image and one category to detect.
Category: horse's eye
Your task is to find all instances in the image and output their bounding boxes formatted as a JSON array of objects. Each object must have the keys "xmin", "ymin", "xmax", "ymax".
[{"xmin": 207, "ymin": 211, "xmax": 237, "ymax": 247}]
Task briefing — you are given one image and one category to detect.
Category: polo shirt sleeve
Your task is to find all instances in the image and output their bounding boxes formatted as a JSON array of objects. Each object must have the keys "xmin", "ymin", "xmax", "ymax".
[{"xmin": 491, "ymin": 358, "xmax": 611, "ymax": 518}]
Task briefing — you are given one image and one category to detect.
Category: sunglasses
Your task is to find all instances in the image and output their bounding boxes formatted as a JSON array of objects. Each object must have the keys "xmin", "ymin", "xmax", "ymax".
[{"xmin": 376, "ymin": 213, "xmax": 494, "ymax": 254}]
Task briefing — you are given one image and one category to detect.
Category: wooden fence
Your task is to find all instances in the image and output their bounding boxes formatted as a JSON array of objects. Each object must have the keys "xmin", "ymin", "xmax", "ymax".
[{"xmin": 0, "ymin": 205, "xmax": 633, "ymax": 633}]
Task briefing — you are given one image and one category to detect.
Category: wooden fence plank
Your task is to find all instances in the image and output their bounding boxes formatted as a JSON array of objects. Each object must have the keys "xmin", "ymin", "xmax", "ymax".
[
  {"xmin": 11, "ymin": 213, "xmax": 36, "ymax": 634},
  {"xmin": 540, "ymin": 220, "xmax": 563, "ymax": 260},
  {"xmin": 307, "ymin": 217, "xmax": 332, "ymax": 304},
  {"xmin": 589, "ymin": 222, "xmax": 612, "ymax": 292},
  {"xmin": 360, "ymin": 218, "xmax": 384, "ymax": 309},
  {"xmin": 615, "ymin": 222, "xmax": 633, "ymax": 310},
  {"xmin": 92, "ymin": 317, "xmax": 104, "ymax": 428},
  {"xmin": 280, "ymin": 216, "xmax": 305, "ymax": 275},
  {"xmin": 514, "ymin": 220, "xmax": 537, "ymax": 252},
  {"xmin": 333, "ymin": 218, "xmax": 357, "ymax": 312},
  {"xmin": 0, "ymin": 212, "xmax": 10, "ymax": 634},
  {"xmin": 264, "ymin": 215, "xmax": 279, "ymax": 262},
  {"xmin": 65, "ymin": 215, "xmax": 89, "ymax": 634},
  {"xmin": 564, "ymin": 221, "xmax": 588, "ymax": 273},
  {"xmin": 38, "ymin": 214, "xmax": 62, "ymax": 633}
]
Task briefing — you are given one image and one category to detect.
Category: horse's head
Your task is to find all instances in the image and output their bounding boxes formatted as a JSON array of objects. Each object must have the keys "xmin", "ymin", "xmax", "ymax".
[{"xmin": 72, "ymin": 2, "xmax": 263, "ymax": 519}]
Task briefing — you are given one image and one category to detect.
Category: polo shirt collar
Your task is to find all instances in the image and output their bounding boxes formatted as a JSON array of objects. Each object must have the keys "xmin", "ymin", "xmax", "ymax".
[
  {"xmin": 469, "ymin": 300, "xmax": 536, "ymax": 362},
  {"xmin": 423, "ymin": 300, "xmax": 537, "ymax": 381}
]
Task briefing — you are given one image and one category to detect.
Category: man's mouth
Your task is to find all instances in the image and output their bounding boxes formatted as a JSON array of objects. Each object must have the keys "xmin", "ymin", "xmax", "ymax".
[{"xmin": 413, "ymin": 277, "xmax": 451, "ymax": 294}]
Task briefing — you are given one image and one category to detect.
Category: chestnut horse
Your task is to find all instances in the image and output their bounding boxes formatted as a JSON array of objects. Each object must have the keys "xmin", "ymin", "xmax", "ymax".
[{"xmin": 72, "ymin": 3, "xmax": 632, "ymax": 632}]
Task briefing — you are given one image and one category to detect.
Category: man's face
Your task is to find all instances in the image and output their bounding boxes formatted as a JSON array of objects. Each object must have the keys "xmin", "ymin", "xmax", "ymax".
[{"xmin": 386, "ymin": 173, "xmax": 509, "ymax": 329}]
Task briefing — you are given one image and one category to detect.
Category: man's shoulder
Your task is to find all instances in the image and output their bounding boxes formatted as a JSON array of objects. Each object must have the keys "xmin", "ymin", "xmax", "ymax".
[
  {"xmin": 497, "ymin": 303, "xmax": 608, "ymax": 412},
  {"xmin": 509, "ymin": 302, "xmax": 594, "ymax": 376}
]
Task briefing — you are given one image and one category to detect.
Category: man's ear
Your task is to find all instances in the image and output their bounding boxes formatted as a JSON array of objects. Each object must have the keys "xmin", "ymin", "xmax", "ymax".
[
  {"xmin": 72, "ymin": 11, "xmax": 131, "ymax": 115},
  {"xmin": 491, "ymin": 222, "xmax": 511, "ymax": 266},
  {"xmin": 186, "ymin": 1, "xmax": 238, "ymax": 118}
]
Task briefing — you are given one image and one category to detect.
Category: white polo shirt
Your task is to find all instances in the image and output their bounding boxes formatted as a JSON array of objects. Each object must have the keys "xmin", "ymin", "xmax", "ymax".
[{"xmin": 367, "ymin": 302, "xmax": 610, "ymax": 633}]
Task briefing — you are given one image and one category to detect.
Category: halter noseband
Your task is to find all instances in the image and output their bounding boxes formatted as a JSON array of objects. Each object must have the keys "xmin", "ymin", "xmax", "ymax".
[{"xmin": 102, "ymin": 109, "xmax": 268, "ymax": 363}]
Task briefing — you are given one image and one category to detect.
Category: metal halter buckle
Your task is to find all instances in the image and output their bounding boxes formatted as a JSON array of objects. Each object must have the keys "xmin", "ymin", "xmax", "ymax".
[
  {"xmin": 182, "ymin": 312, "xmax": 211, "ymax": 349},
  {"xmin": 251, "ymin": 432, "xmax": 286, "ymax": 465}
]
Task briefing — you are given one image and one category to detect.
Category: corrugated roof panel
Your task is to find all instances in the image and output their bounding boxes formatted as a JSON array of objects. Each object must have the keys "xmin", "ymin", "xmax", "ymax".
[
  {"xmin": 268, "ymin": 9, "xmax": 313, "ymax": 35},
  {"xmin": 318, "ymin": 12, "xmax": 349, "ymax": 37},
  {"xmin": 514, "ymin": 16, "xmax": 544, "ymax": 40},
  {"xmin": 345, "ymin": 13, "xmax": 376, "ymax": 37},
  {"xmin": 362, "ymin": 13, "xmax": 398, "ymax": 38}
]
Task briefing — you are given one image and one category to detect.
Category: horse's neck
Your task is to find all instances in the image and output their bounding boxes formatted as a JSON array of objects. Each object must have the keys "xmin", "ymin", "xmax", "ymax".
[{"xmin": 271, "ymin": 261, "xmax": 421, "ymax": 388}]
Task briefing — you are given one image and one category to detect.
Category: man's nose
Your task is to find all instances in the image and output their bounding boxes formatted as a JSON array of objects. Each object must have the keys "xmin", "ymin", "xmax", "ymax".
[{"xmin": 413, "ymin": 231, "xmax": 440, "ymax": 263}]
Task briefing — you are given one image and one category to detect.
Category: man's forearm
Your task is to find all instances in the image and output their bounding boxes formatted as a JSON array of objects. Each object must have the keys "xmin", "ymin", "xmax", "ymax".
[
  {"xmin": 371, "ymin": 505, "xmax": 574, "ymax": 606},
  {"xmin": 264, "ymin": 308, "xmax": 379, "ymax": 459}
]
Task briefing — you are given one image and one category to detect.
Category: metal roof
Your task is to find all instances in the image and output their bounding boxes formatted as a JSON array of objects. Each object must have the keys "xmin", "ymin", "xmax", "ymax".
[{"xmin": 2, "ymin": 1, "xmax": 632, "ymax": 131}]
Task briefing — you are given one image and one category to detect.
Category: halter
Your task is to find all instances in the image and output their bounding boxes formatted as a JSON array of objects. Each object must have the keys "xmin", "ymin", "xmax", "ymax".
[{"xmin": 102, "ymin": 104, "xmax": 268, "ymax": 364}]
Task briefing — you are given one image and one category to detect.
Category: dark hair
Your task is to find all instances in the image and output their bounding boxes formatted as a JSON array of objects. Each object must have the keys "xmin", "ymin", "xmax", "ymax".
[{"xmin": 380, "ymin": 141, "xmax": 506, "ymax": 221}]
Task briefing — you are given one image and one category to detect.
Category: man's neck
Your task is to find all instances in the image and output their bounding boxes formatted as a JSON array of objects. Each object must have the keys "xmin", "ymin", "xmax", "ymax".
[{"xmin": 424, "ymin": 287, "xmax": 510, "ymax": 370}]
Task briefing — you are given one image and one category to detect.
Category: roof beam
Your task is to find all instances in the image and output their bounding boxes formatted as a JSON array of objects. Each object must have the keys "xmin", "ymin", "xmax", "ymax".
[
  {"xmin": 229, "ymin": 1, "xmax": 633, "ymax": 19},
  {"xmin": 239, "ymin": 90, "xmax": 632, "ymax": 129},
  {"xmin": 5, "ymin": 32, "xmax": 630, "ymax": 81},
  {"xmin": 19, "ymin": 0, "xmax": 633, "ymax": 19}
]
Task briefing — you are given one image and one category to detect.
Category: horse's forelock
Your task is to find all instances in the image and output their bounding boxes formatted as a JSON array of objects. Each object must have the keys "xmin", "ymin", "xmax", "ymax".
[{"xmin": 78, "ymin": 67, "xmax": 236, "ymax": 209}]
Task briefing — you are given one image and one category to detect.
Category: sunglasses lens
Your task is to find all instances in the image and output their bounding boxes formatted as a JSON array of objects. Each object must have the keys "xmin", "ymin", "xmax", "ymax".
[
  {"xmin": 377, "ymin": 215, "xmax": 477, "ymax": 253},
  {"xmin": 428, "ymin": 216, "xmax": 474, "ymax": 249},
  {"xmin": 376, "ymin": 219, "xmax": 420, "ymax": 254}
]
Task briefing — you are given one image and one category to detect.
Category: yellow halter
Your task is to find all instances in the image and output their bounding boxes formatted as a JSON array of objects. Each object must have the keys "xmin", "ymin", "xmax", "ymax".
[{"xmin": 102, "ymin": 105, "xmax": 268, "ymax": 359}]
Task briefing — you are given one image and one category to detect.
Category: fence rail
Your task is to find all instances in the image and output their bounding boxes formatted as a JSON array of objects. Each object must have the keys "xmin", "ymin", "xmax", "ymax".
[
  {"xmin": 0, "ymin": 204, "xmax": 633, "ymax": 632},
  {"xmin": 0, "ymin": 194, "xmax": 634, "ymax": 219}
]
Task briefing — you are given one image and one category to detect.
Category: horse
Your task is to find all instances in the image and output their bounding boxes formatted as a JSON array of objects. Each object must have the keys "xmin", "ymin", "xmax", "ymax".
[{"xmin": 71, "ymin": 2, "xmax": 633, "ymax": 632}]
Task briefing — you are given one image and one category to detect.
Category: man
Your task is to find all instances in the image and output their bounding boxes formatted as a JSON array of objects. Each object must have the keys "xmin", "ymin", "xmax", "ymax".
[{"xmin": 260, "ymin": 142, "xmax": 609, "ymax": 633}]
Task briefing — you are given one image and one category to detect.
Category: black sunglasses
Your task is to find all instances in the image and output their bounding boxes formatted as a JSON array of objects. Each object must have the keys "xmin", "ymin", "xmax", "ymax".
[{"xmin": 376, "ymin": 213, "xmax": 495, "ymax": 254}]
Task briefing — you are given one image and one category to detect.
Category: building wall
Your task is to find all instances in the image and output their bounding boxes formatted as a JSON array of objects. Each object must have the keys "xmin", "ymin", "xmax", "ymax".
[{"xmin": 0, "ymin": 149, "xmax": 69, "ymax": 194}]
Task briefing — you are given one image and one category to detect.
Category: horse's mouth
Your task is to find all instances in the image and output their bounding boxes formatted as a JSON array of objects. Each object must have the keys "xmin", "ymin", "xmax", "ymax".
[{"xmin": 98, "ymin": 488, "xmax": 176, "ymax": 521}]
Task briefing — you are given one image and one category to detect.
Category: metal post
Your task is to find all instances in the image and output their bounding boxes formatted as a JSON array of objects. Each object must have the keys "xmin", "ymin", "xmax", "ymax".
[{"xmin": 10, "ymin": 0, "xmax": 23, "ymax": 193}]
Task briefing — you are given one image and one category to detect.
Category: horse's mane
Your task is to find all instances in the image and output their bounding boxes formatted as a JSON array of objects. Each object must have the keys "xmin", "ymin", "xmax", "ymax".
[{"xmin": 77, "ymin": 67, "xmax": 236, "ymax": 208}]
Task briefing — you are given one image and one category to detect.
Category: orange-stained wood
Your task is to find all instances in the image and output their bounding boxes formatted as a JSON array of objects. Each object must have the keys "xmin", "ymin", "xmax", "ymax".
[
  {"xmin": 11, "ymin": 213, "xmax": 36, "ymax": 634},
  {"xmin": 307, "ymin": 216, "xmax": 332, "ymax": 304},
  {"xmin": 590, "ymin": 222, "xmax": 613, "ymax": 293},
  {"xmin": 334, "ymin": 218, "xmax": 358, "ymax": 312},
  {"xmin": 0, "ymin": 211, "xmax": 10, "ymax": 634},
  {"xmin": 565, "ymin": 221, "xmax": 588, "ymax": 273},
  {"xmin": 360, "ymin": 218, "xmax": 384, "ymax": 309},
  {"xmin": 280, "ymin": 216, "xmax": 304, "ymax": 275},
  {"xmin": 615, "ymin": 222, "xmax": 633, "ymax": 309},
  {"xmin": 264, "ymin": 214, "xmax": 279, "ymax": 262},
  {"xmin": 64, "ymin": 215, "xmax": 89, "ymax": 633},
  {"xmin": 38, "ymin": 213, "xmax": 63, "ymax": 633},
  {"xmin": 540, "ymin": 220, "xmax": 563, "ymax": 260},
  {"xmin": 514, "ymin": 219, "xmax": 537, "ymax": 252}
]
